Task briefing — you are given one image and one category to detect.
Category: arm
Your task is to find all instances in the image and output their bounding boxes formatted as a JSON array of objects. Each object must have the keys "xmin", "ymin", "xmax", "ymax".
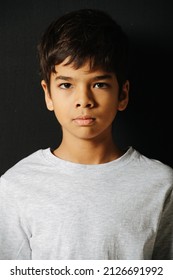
[
  {"xmin": 0, "ymin": 177, "xmax": 31, "ymax": 259},
  {"xmin": 152, "ymin": 188, "xmax": 173, "ymax": 260}
]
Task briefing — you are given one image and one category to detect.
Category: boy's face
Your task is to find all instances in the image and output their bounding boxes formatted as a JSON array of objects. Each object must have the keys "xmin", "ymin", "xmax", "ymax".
[{"xmin": 41, "ymin": 58, "xmax": 129, "ymax": 142}]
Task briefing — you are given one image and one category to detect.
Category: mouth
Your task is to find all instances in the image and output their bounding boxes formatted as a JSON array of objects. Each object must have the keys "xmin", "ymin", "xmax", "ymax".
[{"xmin": 73, "ymin": 115, "xmax": 96, "ymax": 126}]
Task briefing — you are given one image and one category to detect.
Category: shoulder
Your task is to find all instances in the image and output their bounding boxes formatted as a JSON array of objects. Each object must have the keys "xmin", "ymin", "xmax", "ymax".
[
  {"xmin": 2, "ymin": 149, "xmax": 44, "ymax": 174},
  {"xmin": 132, "ymin": 148, "xmax": 173, "ymax": 185},
  {"xmin": 0, "ymin": 148, "xmax": 50, "ymax": 189}
]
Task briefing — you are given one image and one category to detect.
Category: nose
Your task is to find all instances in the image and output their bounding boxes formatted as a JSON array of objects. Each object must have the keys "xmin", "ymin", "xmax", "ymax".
[{"xmin": 75, "ymin": 87, "xmax": 95, "ymax": 108}]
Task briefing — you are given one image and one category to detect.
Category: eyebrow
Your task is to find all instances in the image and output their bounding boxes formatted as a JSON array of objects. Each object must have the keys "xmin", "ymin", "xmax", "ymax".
[
  {"xmin": 55, "ymin": 75, "xmax": 72, "ymax": 81},
  {"xmin": 54, "ymin": 74, "xmax": 113, "ymax": 81},
  {"xmin": 91, "ymin": 74, "xmax": 113, "ymax": 81}
]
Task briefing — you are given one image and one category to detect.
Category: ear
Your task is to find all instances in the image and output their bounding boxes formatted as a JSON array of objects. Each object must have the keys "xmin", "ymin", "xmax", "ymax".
[
  {"xmin": 41, "ymin": 80, "xmax": 54, "ymax": 111},
  {"xmin": 118, "ymin": 80, "xmax": 129, "ymax": 111}
]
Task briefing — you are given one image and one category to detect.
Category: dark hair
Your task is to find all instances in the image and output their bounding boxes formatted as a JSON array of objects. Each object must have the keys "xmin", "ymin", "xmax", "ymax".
[{"xmin": 37, "ymin": 9, "xmax": 129, "ymax": 91}]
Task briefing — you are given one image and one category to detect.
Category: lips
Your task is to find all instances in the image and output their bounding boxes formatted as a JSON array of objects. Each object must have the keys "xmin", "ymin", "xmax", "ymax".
[{"xmin": 73, "ymin": 115, "xmax": 96, "ymax": 126}]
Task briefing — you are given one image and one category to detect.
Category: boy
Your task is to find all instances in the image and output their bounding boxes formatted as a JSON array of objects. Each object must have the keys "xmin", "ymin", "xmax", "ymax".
[{"xmin": 0, "ymin": 8, "xmax": 172, "ymax": 260}]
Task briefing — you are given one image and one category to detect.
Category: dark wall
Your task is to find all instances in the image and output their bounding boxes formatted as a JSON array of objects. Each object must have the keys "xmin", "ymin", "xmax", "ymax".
[{"xmin": 0, "ymin": 0, "xmax": 173, "ymax": 175}]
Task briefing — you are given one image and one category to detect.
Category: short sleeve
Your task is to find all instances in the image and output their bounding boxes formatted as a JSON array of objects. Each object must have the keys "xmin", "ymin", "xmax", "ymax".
[
  {"xmin": 0, "ymin": 177, "xmax": 31, "ymax": 259},
  {"xmin": 152, "ymin": 188, "xmax": 173, "ymax": 259}
]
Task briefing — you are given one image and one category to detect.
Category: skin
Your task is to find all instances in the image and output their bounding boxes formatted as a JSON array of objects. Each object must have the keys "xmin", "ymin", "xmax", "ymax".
[{"xmin": 41, "ymin": 58, "xmax": 129, "ymax": 164}]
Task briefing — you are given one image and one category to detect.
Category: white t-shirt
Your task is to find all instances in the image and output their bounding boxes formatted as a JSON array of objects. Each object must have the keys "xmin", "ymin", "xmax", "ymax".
[{"xmin": 0, "ymin": 147, "xmax": 173, "ymax": 259}]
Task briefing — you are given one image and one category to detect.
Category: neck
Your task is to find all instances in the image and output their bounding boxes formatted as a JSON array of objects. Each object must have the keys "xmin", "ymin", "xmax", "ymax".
[{"xmin": 53, "ymin": 133, "xmax": 123, "ymax": 165}]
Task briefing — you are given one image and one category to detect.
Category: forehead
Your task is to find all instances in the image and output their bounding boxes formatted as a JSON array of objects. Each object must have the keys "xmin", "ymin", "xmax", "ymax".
[{"xmin": 53, "ymin": 57, "xmax": 115, "ymax": 79}]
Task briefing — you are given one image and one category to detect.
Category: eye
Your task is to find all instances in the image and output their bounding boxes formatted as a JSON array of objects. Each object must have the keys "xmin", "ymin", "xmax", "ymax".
[
  {"xmin": 94, "ymin": 83, "xmax": 109, "ymax": 89},
  {"xmin": 59, "ymin": 83, "xmax": 72, "ymax": 89}
]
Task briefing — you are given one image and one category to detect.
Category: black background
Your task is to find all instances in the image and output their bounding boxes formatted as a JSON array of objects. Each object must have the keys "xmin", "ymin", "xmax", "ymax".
[{"xmin": 0, "ymin": 0, "xmax": 173, "ymax": 175}]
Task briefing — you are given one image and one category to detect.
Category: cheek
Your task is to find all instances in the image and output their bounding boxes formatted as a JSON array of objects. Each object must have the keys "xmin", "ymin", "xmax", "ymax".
[
  {"xmin": 101, "ymin": 95, "xmax": 118, "ymax": 111},
  {"xmin": 103, "ymin": 98, "xmax": 119, "ymax": 120},
  {"xmin": 52, "ymin": 99, "xmax": 71, "ymax": 125}
]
